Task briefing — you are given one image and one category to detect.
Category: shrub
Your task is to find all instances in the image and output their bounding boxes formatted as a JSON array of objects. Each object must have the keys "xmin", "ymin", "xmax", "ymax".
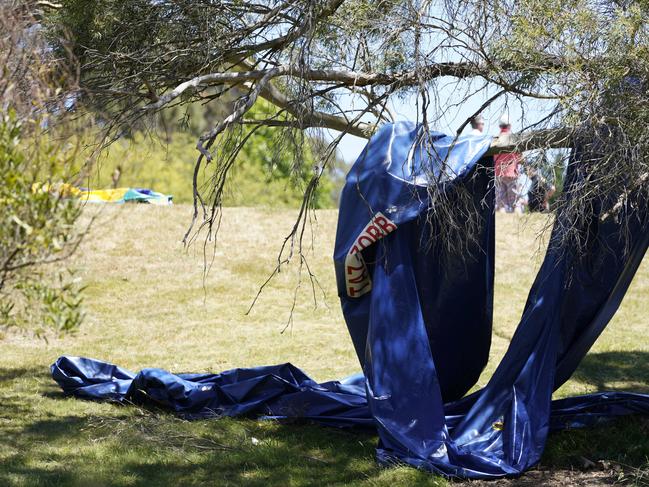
[{"xmin": 0, "ymin": 114, "xmax": 84, "ymax": 338}]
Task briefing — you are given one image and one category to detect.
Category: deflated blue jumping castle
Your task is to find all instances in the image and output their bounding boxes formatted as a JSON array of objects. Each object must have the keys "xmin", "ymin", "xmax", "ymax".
[{"xmin": 51, "ymin": 122, "xmax": 649, "ymax": 479}]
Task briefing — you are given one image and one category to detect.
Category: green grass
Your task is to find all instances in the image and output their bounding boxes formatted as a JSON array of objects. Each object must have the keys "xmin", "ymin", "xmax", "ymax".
[{"xmin": 1, "ymin": 206, "xmax": 648, "ymax": 486}]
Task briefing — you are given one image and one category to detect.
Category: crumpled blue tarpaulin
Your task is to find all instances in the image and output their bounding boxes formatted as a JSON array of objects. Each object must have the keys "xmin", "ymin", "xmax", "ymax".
[{"xmin": 51, "ymin": 122, "xmax": 649, "ymax": 479}]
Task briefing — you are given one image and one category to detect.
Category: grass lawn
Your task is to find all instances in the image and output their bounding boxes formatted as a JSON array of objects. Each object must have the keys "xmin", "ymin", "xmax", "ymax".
[{"xmin": 1, "ymin": 205, "xmax": 648, "ymax": 486}]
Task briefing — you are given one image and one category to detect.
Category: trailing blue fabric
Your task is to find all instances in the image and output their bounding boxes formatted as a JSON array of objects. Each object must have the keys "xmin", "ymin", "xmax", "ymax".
[
  {"xmin": 51, "ymin": 122, "xmax": 649, "ymax": 479},
  {"xmin": 51, "ymin": 356, "xmax": 372, "ymax": 426}
]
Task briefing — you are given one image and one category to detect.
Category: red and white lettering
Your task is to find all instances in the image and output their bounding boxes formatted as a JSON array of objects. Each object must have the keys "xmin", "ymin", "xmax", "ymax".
[
  {"xmin": 344, "ymin": 212, "xmax": 397, "ymax": 298},
  {"xmin": 374, "ymin": 215, "xmax": 397, "ymax": 234}
]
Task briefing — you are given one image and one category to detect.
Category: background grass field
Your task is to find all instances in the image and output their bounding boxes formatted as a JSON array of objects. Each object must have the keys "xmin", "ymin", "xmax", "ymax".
[{"xmin": 1, "ymin": 205, "xmax": 648, "ymax": 486}]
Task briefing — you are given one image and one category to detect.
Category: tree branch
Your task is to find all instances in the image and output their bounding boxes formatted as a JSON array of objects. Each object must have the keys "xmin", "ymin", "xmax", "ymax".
[
  {"xmin": 141, "ymin": 63, "xmax": 477, "ymax": 113},
  {"xmin": 486, "ymin": 127, "xmax": 574, "ymax": 155},
  {"xmin": 257, "ymin": 81, "xmax": 374, "ymax": 138}
]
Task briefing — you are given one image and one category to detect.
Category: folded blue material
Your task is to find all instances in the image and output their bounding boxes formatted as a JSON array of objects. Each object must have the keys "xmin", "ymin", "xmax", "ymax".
[{"xmin": 51, "ymin": 122, "xmax": 649, "ymax": 479}]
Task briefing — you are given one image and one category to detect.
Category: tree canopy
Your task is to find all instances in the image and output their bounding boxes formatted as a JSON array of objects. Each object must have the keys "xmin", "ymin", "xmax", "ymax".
[{"xmin": 42, "ymin": 0, "xmax": 649, "ymax": 255}]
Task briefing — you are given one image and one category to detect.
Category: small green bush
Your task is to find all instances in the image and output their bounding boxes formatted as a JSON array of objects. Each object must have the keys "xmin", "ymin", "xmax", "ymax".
[{"xmin": 0, "ymin": 114, "xmax": 84, "ymax": 338}]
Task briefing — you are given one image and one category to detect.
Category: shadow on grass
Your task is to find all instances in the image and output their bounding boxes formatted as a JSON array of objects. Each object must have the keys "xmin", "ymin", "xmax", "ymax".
[
  {"xmin": 0, "ymin": 364, "xmax": 388, "ymax": 486},
  {"xmin": 116, "ymin": 421, "xmax": 383, "ymax": 487},
  {"xmin": 571, "ymin": 351, "xmax": 649, "ymax": 393},
  {"xmin": 0, "ymin": 404, "xmax": 386, "ymax": 486},
  {"xmin": 0, "ymin": 365, "xmax": 50, "ymax": 384},
  {"xmin": 541, "ymin": 351, "xmax": 649, "ymax": 474},
  {"xmin": 2, "ymin": 358, "xmax": 649, "ymax": 486},
  {"xmin": 542, "ymin": 416, "xmax": 649, "ymax": 470},
  {"xmin": 0, "ymin": 387, "xmax": 86, "ymax": 485}
]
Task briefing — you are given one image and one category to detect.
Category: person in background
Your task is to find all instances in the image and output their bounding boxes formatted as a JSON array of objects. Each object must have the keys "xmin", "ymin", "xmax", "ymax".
[
  {"xmin": 470, "ymin": 115, "xmax": 485, "ymax": 135},
  {"xmin": 494, "ymin": 115, "xmax": 523, "ymax": 213}
]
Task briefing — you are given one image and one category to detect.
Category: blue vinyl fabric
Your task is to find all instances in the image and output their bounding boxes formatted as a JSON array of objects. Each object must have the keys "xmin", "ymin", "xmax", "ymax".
[{"xmin": 51, "ymin": 121, "xmax": 649, "ymax": 479}]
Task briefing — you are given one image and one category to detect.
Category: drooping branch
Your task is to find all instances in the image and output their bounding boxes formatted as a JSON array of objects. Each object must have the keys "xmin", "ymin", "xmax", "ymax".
[{"xmin": 195, "ymin": 67, "xmax": 282, "ymax": 161}]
